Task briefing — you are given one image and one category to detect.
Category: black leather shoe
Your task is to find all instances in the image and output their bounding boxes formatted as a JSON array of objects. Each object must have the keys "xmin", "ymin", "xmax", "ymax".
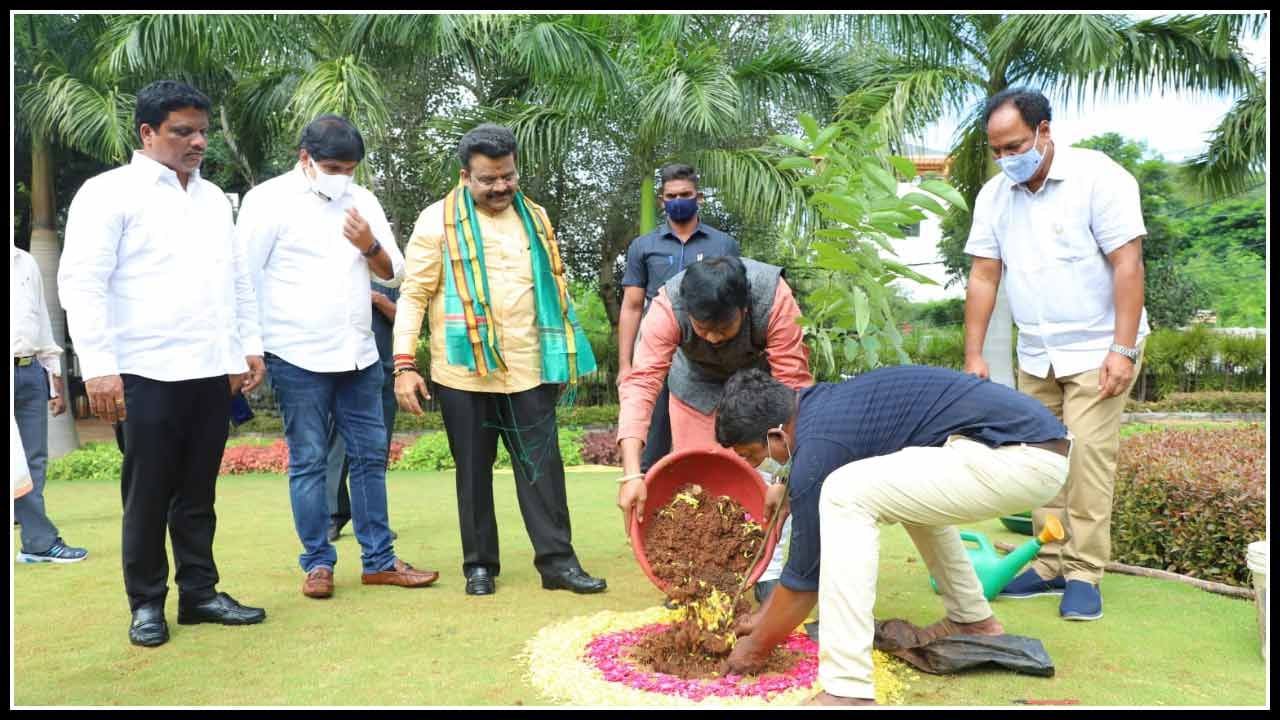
[
  {"xmin": 465, "ymin": 567, "xmax": 495, "ymax": 596},
  {"xmin": 177, "ymin": 592, "xmax": 267, "ymax": 626},
  {"xmin": 327, "ymin": 519, "xmax": 347, "ymax": 543},
  {"xmin": 541, "ymin": 567, "xmax": 607, "ymax": 594},
  {"xmin": 129, "ymin": 605, "xmax": 169, "ymax": 647}
]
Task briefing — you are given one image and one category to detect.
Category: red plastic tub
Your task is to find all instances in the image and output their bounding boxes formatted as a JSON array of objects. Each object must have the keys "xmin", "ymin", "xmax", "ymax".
[{"xmin": 628, "ymin": 447, "xmax": 783, "ymax": 594}]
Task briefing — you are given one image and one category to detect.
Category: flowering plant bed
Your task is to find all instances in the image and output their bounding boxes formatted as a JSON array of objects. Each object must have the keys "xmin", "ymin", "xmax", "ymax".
[{"xmin": 521, "ymin": 606, "xmax": 909, "ymax": 706}]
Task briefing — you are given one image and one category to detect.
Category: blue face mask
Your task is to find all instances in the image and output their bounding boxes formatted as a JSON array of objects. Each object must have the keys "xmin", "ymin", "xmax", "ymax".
[
  {"xmin": 761, "ymin": 426, "xmax": 793, "ymax": 481},
  {"xmin": 996, "ymin": 126, "xmax": 1045, "ymax": 184},
  {"xmin": 664, "ymin": 197, "xmax": 699, "ymax": 222}
]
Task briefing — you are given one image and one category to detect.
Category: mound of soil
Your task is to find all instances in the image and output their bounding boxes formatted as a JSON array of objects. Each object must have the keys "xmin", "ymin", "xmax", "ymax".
[{"xmin": 634, "ymin": 483, "xmax": 802, "ymax": 679}]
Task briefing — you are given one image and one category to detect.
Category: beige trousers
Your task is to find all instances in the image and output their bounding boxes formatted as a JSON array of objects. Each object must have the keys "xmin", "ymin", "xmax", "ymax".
[
  {"xmin": 817, "ymin": 437, "xmax": 1069, "ymax": 699},
  {"xmin": 1017, "ymin": 348, "xmax": 1143, "ymax": 584}
]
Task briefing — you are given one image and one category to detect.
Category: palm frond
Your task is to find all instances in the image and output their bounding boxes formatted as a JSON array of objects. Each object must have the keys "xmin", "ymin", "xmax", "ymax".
[
  {"xmin": 638, "ymin": 45, "xmax": 743, "ymax": 139},
  {"xmin": 732, "ymin": 38, "xmax": 847, "ymax": 121},
  {"xmin": 688, "ymin": 146, "xmax": 817, "ymax": 235},
  {"xmin": 1183, "ymin": 78, "xmax": 1266, "ymax": 198},
  {"xmin": 837, "ymin": 55, "xmax": 984, "ymax": 154},
  {"xmin": 19, "ymin": 63, "xmax": 135, "ymax": 164},
  {"xmin": 508, "ymin": 15, "xmax": 625, "ymax": 94},
  {"xmin": 288, "ymin": 55, "xmax": 391, "ymax": 141}
]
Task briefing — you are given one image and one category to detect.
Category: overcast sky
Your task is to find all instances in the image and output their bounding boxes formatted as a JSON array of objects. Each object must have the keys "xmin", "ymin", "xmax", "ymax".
[{"xmin": 913, "ymin": 11, "xmax": 1270, "ymax": 162}]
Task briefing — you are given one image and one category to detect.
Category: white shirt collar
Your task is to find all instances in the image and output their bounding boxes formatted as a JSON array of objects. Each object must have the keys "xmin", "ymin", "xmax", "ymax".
[{"xmin": 130, "ymin": 150, "xmax": 201, "ymax": 187}]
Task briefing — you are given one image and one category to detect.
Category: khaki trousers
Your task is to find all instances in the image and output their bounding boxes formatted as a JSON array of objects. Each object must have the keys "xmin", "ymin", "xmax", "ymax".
[
  {"xmin": 1017, "ymin": 348, "xmax": 1143, "ymax": 584},
  {"xmin": 817, "ymin": 437, "xmax": 1069, "ymax": 699}
]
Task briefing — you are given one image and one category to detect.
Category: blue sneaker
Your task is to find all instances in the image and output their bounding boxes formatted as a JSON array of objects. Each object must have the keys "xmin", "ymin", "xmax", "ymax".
[
  {"xmin": 17, "ymin": 541, "xmax": 88, "ymax": 564},
  {"xmin": 998, "ymin": 569, "xmax": 1066, "ymax": 599},
  {"xmin": 1059, "ymin": 580, "xmax": 1103, "ymax": 621}
]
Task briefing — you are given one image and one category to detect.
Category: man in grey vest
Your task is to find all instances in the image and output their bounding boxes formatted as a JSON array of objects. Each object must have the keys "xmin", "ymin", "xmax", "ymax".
[{"xmin": 615, "ymin": 255, "xmax": 813, "ymax": 526}]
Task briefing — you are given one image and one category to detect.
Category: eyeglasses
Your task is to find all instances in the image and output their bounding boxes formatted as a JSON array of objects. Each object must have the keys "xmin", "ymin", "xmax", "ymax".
[{"xmin": 469, "ymin": 171, "xmax": 519, "ymax": 189}]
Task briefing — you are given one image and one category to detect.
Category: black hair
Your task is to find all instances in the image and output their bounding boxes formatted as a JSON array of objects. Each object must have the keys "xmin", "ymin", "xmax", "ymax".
[
  {"xmin": 659, "ymin": 163, "xmax": 699, "ymax": 193},
  {"xmin": 983, "ymin": 87, "xmax": 1052, "ymax": 130},
  {"xmin": 681, "ymin": 256, "xmax": 749, "ymax": 325},
  {"xmin": 134, "ymin": 80, "xmax": 211, "ymax": 136},
  {"xmin": 299, "ymin": 114, "xmax": 366, "ymax": 163},
  {"xmin": 715, "ymin": 368, "xmax": 797, "ymax": 447},
  {"xmin": 457, "ymin": 123, "xmax": 518, "ymax": 170}
]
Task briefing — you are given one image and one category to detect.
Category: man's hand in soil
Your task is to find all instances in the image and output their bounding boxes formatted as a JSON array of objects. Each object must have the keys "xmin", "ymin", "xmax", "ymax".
[
  {"xmin": 727, "ymin": 633, "xmax": 770, "ymax": 675},
  {"xmin": 734, "ymin": 606, "xmax": 764, "ymax": 637}
]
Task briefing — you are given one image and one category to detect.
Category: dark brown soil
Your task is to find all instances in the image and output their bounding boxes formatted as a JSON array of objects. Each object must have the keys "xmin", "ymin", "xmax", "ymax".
[{"xmin": 634, "ymin": 483, "xmax": 803, "ymax": 679}]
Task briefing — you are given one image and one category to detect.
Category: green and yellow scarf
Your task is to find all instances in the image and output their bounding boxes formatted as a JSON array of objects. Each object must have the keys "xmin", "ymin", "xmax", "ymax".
[{"xmin": 442, "ymin": 183, "xmax": 596, "ymax": 388}]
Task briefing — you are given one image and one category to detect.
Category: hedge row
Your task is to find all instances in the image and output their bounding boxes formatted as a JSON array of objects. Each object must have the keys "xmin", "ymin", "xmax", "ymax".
[
  {"xmin": 1112, "ymin": 424, "xmax": 1265, "ymax": 586},
  {"xmin": 1126, "ymin": 391, "xmax": 1265, "ymax": 414},
  {"xmin": 47, "ymin": 428, "xmax": 623, "ymax": 484},
  {"xmin": 231, "ymin": 404, "xmax": 621, "ymax": 437}
]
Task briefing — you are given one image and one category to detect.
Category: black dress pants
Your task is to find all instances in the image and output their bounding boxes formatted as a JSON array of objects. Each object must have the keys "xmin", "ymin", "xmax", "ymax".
[
  {"xmin": 639, "ymin": 381, "xmax": 674, "ymax": 474},
  {"xmin": 115, "ymin": 374, "xmax": 230, "ymax": 611},
  {"xmin": 434, "ymin": 382, "xmax": 578, "ymax": 578}
]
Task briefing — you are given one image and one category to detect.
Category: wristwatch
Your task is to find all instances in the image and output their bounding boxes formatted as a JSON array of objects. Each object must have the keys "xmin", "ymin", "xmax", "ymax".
[
  {"xmin": 1109, "ymin": 343, "xmax": 1140, "ymax": 363},
  {"xmin": 361, "ymin": 239, "xmax": 382, "ymax": 258}
]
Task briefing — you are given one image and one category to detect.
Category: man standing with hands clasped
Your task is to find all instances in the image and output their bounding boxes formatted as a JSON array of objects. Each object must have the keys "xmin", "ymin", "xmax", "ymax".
[{"xmin": 60, "ymin": 80, "xmax": 267, "ymax": 647}]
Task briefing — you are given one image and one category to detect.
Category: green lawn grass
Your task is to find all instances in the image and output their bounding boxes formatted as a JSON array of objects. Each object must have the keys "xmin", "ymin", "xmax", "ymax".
[{"xmin": 13, "ymin": 468, "xmax": 1266, "ymax": 706}]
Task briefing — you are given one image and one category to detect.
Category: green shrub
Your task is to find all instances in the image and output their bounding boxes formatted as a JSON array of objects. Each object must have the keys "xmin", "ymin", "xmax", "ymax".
[
  {"xmin": 1112, "ymin": 424, "xmax": 1265, "ymax": 586},
  {"xmin": 234, "ymin": 403, "xmax": 620, "ymax": 437},
  {"xmin": 46, "ymin": 442, "xmax": 122, "ymax": 483},
  {"xmin": 904, "ymin": 326, "xmax": 966, "ymax": 370},
  {"xmin": 1136, "ymin": 327, "xmax": 1265, "ymax": 399},
  {"xmin": 1126, "ymin": 391, "xmax": 1266, "ymax": 414},
  {"xmin": 392, "ymin": 428, "xmax": 586, "ymax": 472}
]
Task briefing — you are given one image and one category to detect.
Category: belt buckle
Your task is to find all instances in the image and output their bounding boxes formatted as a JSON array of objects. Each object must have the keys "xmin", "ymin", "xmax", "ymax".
[{"xmin": 15, "ymin": 356, "xmax": 34, "ymax": 367}]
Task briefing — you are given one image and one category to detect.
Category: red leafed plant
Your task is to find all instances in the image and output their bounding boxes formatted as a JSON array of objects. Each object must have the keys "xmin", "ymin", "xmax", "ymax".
[
  {"xmin": 580, "ymin": 429, "xmax": 621, "ymax": 467},
  {"xmin": 220, "ymin": 440, "xmax": 406, "ymax": 476},
  {"xmin": 1113, "ymin": 424, "xmax": 1264, "ymax": 586}
]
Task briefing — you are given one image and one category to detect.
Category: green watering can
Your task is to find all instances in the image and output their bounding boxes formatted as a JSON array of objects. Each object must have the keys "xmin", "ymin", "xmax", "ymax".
[{"xmin": 929, "ymin": 515, "xmax": 1065, "ymax": 600}]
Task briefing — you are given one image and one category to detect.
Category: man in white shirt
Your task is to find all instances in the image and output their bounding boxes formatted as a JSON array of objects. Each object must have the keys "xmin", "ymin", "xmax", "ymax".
[
  {"xmin": 11, "ymin": 241, "xmax": 88, "ymax": 564},
  {"xmin": 60, "ymin": 80, "xmax": 267, "ymax": 648},
  {"xmin": 963, "ymin": 87, "xmax": 1147, "ymax": 622},
  {"xmin": 238, "ymin": 114, "xmax": 438, "ymax": 600}
]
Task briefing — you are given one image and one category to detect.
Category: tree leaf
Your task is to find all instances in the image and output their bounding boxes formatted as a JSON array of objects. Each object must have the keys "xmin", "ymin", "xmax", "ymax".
[
  {"xmin": 776, "ymin": 156, "xmax": 816, "ymax": 171},
  {"xmin": 853, "ymin": 287, "xmax": 870, "ymax": 337},
  {"xmin": 900, "ymin": 191, "xmax": 947, "ymax": 216},
  {"xmin": 889, "ymin": 154, "xmax": 918, "ymax": 180},
  {"xmin": 919, "ymin": 179, "xmax": 968, "ymax": 211},
  {"xmin": 861, "ymin": 159, "xmax": 899, "ymax": 196}
]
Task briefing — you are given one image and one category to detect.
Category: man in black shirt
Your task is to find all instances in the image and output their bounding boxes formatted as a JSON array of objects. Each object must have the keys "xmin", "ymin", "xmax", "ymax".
[{"xmin": 715, "ymin": 366, "xmax": 1071, "ymax": 705}]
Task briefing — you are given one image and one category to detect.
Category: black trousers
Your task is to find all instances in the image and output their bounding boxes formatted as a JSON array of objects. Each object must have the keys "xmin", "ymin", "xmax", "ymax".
[
  {"xmin": 115, "ymin": 374, "xmax": 230, "ymax": 611},
  {"xmin": 434, "ymin": 382, "xmax": 578, "ymax": 578},
  {"xmin": 640, "ymin": 381, "xmax": 674, "ymax": 474}
]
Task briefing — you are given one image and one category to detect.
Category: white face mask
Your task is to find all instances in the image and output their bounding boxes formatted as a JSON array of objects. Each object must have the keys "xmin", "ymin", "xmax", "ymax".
[
  {"xmin": 759, "ymin": 425, "xmax": 793, "ymax": 481},
  {"xmin": 308, "ymin": 159, "xmax": 352, "ymax": 202},
  {"xmin": 995, "ymin": 125, "xmax": 1046, "ymax": 184}
]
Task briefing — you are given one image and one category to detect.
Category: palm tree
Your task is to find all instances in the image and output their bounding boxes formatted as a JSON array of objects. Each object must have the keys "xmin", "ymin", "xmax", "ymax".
[
  {"xmin": 825, "ymin": 12, "xmax": 1266, "ymax": 385},
  {"xmin": 16, "ymin": 14, "xmax": 138, "ymax": 456},
  {"xmin": 375, "ymin": 14, "xmax": 857, "ymax": 325}
]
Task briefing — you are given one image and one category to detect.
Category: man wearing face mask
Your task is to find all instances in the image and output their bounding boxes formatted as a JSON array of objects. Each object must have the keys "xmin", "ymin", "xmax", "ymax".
[
  {"xmin": 964, "ymin": 87, "xmax": 1147, "ymax": 622},
  {"xmin": 238, "ymin": 114, "xmax": 439, "ymax": 600},
  {"xmin": 618, "ymin": 164, "xmax": 741, "ymax": 478},
  {"xmin": 614, "ymin": 255, "xmax": 812, "ymax": 533},
  {"xmin": 715, "ymin": 367, "xmax": 1072, "ymax": 705},
  {"xmin": 392, "ymin": 123, "xmax": 604, "ymax": 597}
]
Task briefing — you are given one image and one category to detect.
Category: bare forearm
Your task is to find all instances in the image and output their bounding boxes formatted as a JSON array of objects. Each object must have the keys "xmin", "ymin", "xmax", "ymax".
[
  {"xmin": 366, "ymin": 246, "xmax": 394, "ymax": 280},
  {"xmin": 754, "ymin": 586, "xmax": 817, "ymax": 653},
  {"xmin": 619, "ymin": 306, "xmax": 641, "ymax": 371},
  {"xmin": 963, "ymin": 267, "xmax": 1000, "ymax": 359},
  {"xmin": 1112, "ymin": 261, "xmax": 1144, "ymax": 347}
]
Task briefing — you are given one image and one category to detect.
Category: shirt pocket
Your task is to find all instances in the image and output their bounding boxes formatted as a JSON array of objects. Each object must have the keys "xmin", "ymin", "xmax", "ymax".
[{"xmin": 1026, "ymin": 213, "xmax": 1111, "ymax": 327}]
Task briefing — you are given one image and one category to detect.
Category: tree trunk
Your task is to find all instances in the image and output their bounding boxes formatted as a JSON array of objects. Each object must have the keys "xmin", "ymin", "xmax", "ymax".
[
  {"xmin": 29, "ymin": 134, "xmax": 81, "ymax": 458},
  {"xmin": 983, "ymin": 282, "xmax": 1016, "ymax": 389}
]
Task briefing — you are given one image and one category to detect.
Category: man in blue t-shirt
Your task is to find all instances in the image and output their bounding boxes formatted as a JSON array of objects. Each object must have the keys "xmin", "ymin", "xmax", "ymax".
[{"xmin": 714, "ymin": 366, "xmax": 1071, "ymax": 706}]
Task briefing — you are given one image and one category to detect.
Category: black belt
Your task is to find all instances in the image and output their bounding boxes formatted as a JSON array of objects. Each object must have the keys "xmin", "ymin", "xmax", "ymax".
[{"xmin": 1025, "ymin": 438, "xmax": 1071, "ymax": 458}]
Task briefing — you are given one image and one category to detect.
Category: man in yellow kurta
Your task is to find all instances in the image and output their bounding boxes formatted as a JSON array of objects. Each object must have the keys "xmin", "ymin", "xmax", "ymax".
[{"xmin": 392, "ymin": 123, "xmax": 606, "ymax": 597}]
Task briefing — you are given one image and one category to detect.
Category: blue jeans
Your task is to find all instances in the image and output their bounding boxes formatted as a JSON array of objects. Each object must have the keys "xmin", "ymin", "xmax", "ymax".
[
  {"xmin": 265, "ymin": 354, "xmax": 395, "ymax": 574},
  {"xmin": 13, "ymin": 362, "xmax": 60, "ymax": 554}
]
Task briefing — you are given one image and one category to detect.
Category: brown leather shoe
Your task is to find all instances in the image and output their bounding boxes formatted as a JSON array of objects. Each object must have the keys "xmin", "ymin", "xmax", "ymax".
[
  {"xmin": 361, "ymin": 558, "xmax": 439, "ymax": 588},
  {"xmin": 302, "ymin": 567, "xmax": 334, "ymax": 599}
]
